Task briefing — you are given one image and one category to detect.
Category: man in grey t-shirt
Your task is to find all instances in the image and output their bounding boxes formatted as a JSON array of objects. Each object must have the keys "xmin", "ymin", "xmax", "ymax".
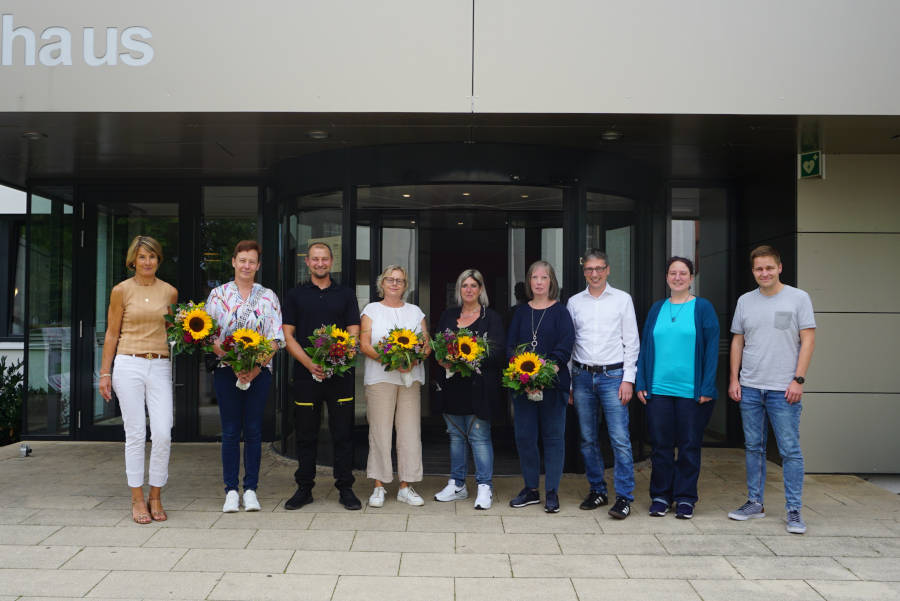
[{"xmin": 727, "ymin": 245, "xmax": 816, "ymax": 534}]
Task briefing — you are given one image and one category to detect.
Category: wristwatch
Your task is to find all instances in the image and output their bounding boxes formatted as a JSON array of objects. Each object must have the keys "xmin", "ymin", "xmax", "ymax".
[{"xmin": 793, "ymin": 376, "xmax": 805, "ymax": 385}]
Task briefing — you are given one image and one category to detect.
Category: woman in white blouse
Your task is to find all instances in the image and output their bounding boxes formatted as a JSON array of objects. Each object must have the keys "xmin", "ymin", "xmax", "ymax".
[{"xmin": 360, "ymin": 265, "xmax": 431, "ymax": 507}]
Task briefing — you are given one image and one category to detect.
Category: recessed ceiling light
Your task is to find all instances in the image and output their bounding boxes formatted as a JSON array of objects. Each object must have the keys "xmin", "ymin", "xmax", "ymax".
[
  {"xmin": 520, "ymin": 194, "xmax": 529, "ymax": 199},
  {"xmin": 601, "ymin": 130, "xmax": 623, "ymax": 142},
  {"xmin": 457, "ymin": 220, "xmax": 464, "ymax": 225},
  {"xmin": 402, "ymin": 193, "xmax": 412, "ymax": 198},
  {"xmin": 22, "ymin": 131, "xmax": 46, "ymax": 140},
  {"xmin": 307, "ymin": 130, "xmax": 329, "ymax": 140},
  {"xmin": 462, "ymin": 192, "xmax": 471, "ymax": 197},
  {"xmin": 409, "ymin": 219, "xmax": 416, "ymax": 224}
]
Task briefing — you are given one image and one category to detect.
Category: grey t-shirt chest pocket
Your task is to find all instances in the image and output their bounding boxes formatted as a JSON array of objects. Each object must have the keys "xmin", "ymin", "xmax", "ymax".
[{"xmin": 774, "ymin": 311, "xmax": 793, "ymax": 330}]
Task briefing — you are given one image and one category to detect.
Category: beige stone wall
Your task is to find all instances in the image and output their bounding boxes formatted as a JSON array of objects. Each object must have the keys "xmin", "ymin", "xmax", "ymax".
[{"xmin": 798, "ymin": 154, "xmax": 900, "ymax": 473}]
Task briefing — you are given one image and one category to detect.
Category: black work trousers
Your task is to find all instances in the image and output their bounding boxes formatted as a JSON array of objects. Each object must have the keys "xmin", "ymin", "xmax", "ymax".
[{"xmin": 293, "ymin": 374, "xmax": 355, "ymax": 490}]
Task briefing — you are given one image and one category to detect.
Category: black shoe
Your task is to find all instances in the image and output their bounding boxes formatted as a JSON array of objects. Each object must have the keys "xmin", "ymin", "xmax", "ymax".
[
  {"xmin": 284, "ymin": 486, "xmax": 313, "ymax": 510},
  {"xmin": 544, "ymin": 490, "xmax": 560, "ymax": 513},
  {"xmin": 339, "ymin": 488, "xmax": 362, "ymax": 510},
  {"xmin": 608, "ymin": 496, "xmax": 631, "ymax": 519},
  {"xmin": 579, "ymin": 491, "xmax": 608, "ymax": 510},
  {"xmin": 509, "ymin": 487, "xmax": 540, "ymax": 508}
]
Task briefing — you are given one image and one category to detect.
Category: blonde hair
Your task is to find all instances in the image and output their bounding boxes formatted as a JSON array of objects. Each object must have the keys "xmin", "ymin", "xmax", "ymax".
[
  {"xmin": 376, "ymin": 264, "xmax": 409, "ymax": 298},
  {"xmin": 454, "ymin": 269, "xmax": 489, "ymax": 307},
  {"xmin": 125, "ymin": 235, "xmax": 163, "ymax": 270}
]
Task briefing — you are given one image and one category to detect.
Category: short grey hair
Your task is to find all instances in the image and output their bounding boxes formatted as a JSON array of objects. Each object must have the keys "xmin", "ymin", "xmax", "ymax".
[
  {"xmin": 454, "ymin": 269, "xmax": 489, "ymax": 307},
  {"xmin": 375, "ymin": 264, "xmax": 409, "ymax": 299},
  {"xmin": 581, "ymin": 249, "xmax": 608, "ymax": 265}
]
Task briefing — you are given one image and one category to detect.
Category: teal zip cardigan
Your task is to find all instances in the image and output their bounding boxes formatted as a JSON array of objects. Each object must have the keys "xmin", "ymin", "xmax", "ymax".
[{"xmin": 635, "ymin": 297, "xmax": 720, "ymax": 401}]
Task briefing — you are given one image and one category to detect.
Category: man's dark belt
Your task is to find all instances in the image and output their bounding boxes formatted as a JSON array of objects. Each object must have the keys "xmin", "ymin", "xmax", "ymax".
[{"xmin": 573, "ymin": 361, "xmax": 624, "ymax": 373}]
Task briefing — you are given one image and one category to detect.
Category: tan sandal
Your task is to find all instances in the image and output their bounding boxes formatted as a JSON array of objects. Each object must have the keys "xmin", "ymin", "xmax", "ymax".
[
  {"xmin": 132, "ymin": 500, "xmax": 151, "ymax": 524},
  {"xmin": 148, "ymin": 497, "xmax": 167, "ymax": 521}
]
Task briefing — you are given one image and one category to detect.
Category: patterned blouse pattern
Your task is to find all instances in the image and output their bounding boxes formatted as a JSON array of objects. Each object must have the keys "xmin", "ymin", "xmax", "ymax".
[{"xmin": 205, "ymin": 281, "xmax": 286, "ymax": 349}]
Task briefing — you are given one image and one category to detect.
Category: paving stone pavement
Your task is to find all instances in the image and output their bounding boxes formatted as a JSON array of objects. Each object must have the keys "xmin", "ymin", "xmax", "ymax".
[{"xmin": 1, "ymin": 441, "xmax": 898, "ymax": 601}]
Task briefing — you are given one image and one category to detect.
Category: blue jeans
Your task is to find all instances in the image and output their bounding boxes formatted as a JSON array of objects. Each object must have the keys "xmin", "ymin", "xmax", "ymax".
[
  {"xmin": 214, "ymin": 367, "xmax": 271, "ymax": 493},
  {"xmin": 444, "ymin": 414, "xmax": 494, "ymax": 487},
  {"xmin": 739, "ymin": 386, "xmax": 804, "ymax": 512},
  {"xmin": 646, "ymin": 394, "xmax": 714, "ymax": 505},
  {"xmin": 572, "ymin": 367, "xmax": 635, "ymax": 501},
  {"xmin": 513, "ymin": 389, "xmax": 566, "ymax": 492}
]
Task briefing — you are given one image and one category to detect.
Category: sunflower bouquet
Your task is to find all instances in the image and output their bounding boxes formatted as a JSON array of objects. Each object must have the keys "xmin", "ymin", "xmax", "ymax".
[
  {"xmin": 165, "ymin": 301, "xmax": 219, "ymax": 357},
  {"xmin": 219, "ymin": 328, "xmax": 276, "ymax": 390},
  {"xmin": 430, "ymin": 328, "xmax": 489, "ymax": 379},
  {"xmin": 304, "ymin": 324, "xmax": 360, "ymax": 382},
  {"xmin": 375, "ymin": 327, "xmax": 428, "ymax": 387},
  {"xmin": 501, "ymin": 344, "xmax": 558, "ymax": 401}
]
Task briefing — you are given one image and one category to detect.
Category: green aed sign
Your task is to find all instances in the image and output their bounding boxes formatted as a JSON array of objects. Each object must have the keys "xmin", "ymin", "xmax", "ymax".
[{"xmin": 799, "ymin": 151, "xmax": 823, "ymax": 179}]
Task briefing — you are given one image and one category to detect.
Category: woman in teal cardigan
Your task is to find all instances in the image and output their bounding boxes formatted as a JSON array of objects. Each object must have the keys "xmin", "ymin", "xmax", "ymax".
[{"xmin": 635, "ymin": 257, "xmax": 719, "ymax": 520}]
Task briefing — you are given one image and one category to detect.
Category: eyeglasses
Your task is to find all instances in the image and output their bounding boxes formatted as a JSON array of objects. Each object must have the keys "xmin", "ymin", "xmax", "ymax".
[
  {"xmin": 383, "ymin": 277, "xmax": 406, "ymax": 285},
  {"xmin": 583, "ymin": 266, "xmax": 608, "ymax": 273}
]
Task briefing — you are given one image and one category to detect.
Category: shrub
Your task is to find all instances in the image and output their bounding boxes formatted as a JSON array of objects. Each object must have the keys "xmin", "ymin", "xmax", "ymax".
[{"xmin": 0, "ymin": 357, "xmax": 24, "ymax": 445}]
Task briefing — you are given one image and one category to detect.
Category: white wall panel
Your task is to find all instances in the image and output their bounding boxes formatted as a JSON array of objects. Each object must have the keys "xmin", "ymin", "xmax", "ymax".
[
  {"xmin": 802, "ymin": 393, "xmax": 900, "ymax": 473},
  {"xmin": 474, "ymin": 0, "xmax": 900, "ymax": 114},
  {"xmin": 0, "ymin": 1, "xmax": 472, "ymax": 112}
]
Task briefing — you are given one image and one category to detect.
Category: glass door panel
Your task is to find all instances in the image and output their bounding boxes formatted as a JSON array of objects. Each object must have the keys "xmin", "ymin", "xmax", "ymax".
[
  {"xmin": 88, "ymin": 202, "xmax": 179, "ymax": 434},
  {"xmin": 586, "ymin": 192, "xmax": 637, "ymax": 294},
  {"xmin": 25, "ymin": 192, "xmax": 74, "ymax": 436},
  {"xmin": 197, "ymin": 187, "xmax": 259, "ymax": 438}
]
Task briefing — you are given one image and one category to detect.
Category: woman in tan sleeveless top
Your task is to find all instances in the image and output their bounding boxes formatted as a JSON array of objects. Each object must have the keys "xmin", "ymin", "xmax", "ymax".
[{"xmin": 99, "ymin": 236, "xmax": 177, "ymax": 524}]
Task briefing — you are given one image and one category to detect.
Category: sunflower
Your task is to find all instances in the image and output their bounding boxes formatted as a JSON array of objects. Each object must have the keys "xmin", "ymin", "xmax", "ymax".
[
  {"xmin": 232, "ymin": 328, "xmax": 262, "ymax": 348},
  {"xmin": 456, "ymin": 335, "xmax": 482, "ymax": 362},
  {"xmin": 182, "ymin": 308, "xmax": 213, "ymax": 340},
  {"xmin": 388, "ymin": 328, "xmax": 418, "ymax": 349},
  {"xmin": 513, "ymin": 352, "xmax": 542, "ymax": 376},
  {"xmin": 331, "ymin": 327, "xmax": 350, "ymax": 344}
]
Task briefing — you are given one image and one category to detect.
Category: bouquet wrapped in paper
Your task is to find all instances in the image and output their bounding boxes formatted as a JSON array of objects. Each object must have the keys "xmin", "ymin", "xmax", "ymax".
[
  {"xmin": 219, "ymin": 328, "xmax": 276, "ymax": 390},
  {"xmin": 304, "ymin": 324, "xmax": 360, "ymax": 382},
  {"xmin": 375, "ymin": 327, "xmax": 427, "ymax": 387},
  {"xmin": 430, "ymin": 327, "xmax": 489, "ymax": 379},
  {"xmin": 165, "ymin": 301, "xmax": 220, "ymax": 357},
  {"xmin": 501, "ymin": 345, "xmax": 558, "ymax": 401}
]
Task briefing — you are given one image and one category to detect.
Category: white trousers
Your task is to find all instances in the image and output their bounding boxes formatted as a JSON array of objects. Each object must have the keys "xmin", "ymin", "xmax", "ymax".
[{"xmin": 112, "ymin": 355, "xmax": 173, "ymax": 488}]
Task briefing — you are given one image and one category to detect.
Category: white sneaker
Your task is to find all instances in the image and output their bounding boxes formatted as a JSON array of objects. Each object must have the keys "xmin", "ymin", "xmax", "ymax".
[
  {"xmin": 243, "ymin": 489, "xmax": 261, "ymax": 512},
  {"xmin": 368, "ymin": 486, "xmax": 385, "ymax": 508},
  {"xmin": 474, "ymin": 483, "xmax": 493, "ymax": 510},
  {"xmin": 434, "ymin": 479, "xmax": 468, "ymax": 502},
  {"xmin": 397, "ymin": 485, "xmax": 425, "ymax": 506},
  {"xmin": 222, "ymin": 490, "xmax": 240, "ymax": 513}
]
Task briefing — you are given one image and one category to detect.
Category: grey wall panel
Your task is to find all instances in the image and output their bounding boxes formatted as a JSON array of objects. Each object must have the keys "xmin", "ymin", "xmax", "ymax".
[
  {"xmin": 805, "ymin": 313, "xmax": 900, "ymax": 394},
  {"xmin": 802, "ymin": 393, "xmax": 900, "ymax": 473},
  {"xmin": 798, "ymin": 233, "xmax": 900, "ymax": 313},
  {"xmin": 798, "ymin": 155, "xmax": 900, "ymax": 233}
]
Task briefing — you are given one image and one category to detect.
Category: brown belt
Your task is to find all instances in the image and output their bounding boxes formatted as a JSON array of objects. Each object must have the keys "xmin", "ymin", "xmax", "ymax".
[{"xmin": 124, "ymin": 353, "xmax": 169, "ymax": 360}]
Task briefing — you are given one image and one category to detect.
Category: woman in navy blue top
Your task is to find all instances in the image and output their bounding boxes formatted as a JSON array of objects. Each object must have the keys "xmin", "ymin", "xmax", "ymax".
[
  {"xmin": 506, "ymin": 260, "xmax": 575, "ymax": 513},
  {"xmin": 635, "ymin": 257, "xmax": 719, "ymax": 519}
]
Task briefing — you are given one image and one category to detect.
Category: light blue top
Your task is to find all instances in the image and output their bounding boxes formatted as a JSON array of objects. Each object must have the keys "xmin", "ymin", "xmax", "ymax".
[{"xmin": 651, "ymin": 299, "xmax": 697, "ymax": 398}]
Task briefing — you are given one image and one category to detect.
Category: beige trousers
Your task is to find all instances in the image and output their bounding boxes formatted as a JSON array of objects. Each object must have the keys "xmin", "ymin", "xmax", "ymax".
[{"xmin": 365, "ymin": 381, "xmax": 423, "ymax": 483}]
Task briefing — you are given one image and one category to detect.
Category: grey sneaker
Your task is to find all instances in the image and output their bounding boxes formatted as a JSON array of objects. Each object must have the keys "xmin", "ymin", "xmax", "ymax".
[
  {"xmin": 728, "ymin": 500, "xmax": 765, "ymax": 521},
  {"xmin": 785, "ymin": 509, "xmax": 807, "ymax": 534}
]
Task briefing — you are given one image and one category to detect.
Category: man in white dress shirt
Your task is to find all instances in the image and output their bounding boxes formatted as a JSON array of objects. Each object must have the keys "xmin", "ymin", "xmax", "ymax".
[{"xmin": 567, "ymin": 249, "xmax": 640, "ymax": 519}]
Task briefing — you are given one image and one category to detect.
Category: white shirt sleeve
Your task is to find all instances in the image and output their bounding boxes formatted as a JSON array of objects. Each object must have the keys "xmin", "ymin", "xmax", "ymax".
[{"xmin": 621, "ymin": 294, "xmax": 640, "ymax": 383}]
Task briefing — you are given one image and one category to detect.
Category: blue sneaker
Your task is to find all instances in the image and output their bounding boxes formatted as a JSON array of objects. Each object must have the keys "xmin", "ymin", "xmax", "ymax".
[
  {"xmin": 544, "ymin": 490, "xmax": 560, "ymax": 513},
  {"xmin": 728, "ymin": 500, "xmax": 765, "ymax": 521},
  {"xmin": 648, "ymin": 499, "xmax": 669, "ymax": 517},
  {"xmin": 509, "ymin": 487, "xmax": 540, "ymax": 508},
  {"xmin": 785, "ymin": 509, "xmax": 807, "ymax": 534},
  {"xmin": 675, "ymin": 502, "xmax": 694, "ymax": 519}
]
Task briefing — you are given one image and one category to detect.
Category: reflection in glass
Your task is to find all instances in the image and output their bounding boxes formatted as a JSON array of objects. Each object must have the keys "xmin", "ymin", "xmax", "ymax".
[
  {"xmin": 10, "ymin": 223, "xmax": 26, "ymax": 335},
  {"xmin": 26, "ymin": 194, "xmax": 73, "ymax": 435},
  {"xmin": 93, "ymin": 203, "xmax": 179, "ymax": 428},
  {"xmin": 199, "ymin": 187, "xmax": 259, "ymax": 438},
  {"xmin": 586, "ymin": 192, "xmax": 637, "ymax": 294}
]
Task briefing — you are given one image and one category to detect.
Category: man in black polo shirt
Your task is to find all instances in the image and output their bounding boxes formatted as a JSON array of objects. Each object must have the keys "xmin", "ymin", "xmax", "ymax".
[{"xmin": 282, "ymin": 242, "xmax": 362, "ymax": 510}]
